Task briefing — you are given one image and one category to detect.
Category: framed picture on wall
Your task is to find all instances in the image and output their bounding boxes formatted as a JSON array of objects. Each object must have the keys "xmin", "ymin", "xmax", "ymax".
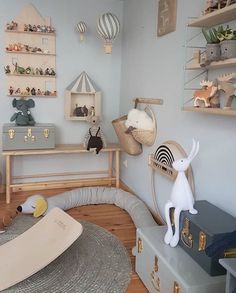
[{"xmin": 157, "ymin": 0, "xmax": 177, "ymax": 36}]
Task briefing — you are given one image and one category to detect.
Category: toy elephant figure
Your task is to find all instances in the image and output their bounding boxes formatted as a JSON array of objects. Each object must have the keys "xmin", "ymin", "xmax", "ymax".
[{"xmin": 10, "ymin": 98, "xmax": 36, "ymax": 126}]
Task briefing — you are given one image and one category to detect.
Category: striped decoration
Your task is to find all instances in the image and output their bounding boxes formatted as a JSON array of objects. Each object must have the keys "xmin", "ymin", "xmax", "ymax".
[
  {"xmin": 153, "ymin": 143, "xmax": 184, "ymax": 177},
  {"xmin": 76, "ymin": 21, "xmax": 87, "ymax": 34},
  {"xmin": 66, "ymin": 71, "xmax": 98, "ymax": 93},
  {"xmin": 97, "ymin": 12, "xmax": 120, "ymax": 42}
]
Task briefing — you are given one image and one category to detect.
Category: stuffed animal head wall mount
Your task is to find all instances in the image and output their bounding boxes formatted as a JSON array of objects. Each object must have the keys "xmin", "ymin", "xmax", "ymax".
[
  {"xmin": 10, "ymin": 98, "xmax": 36, "ymax": 126},
  {"xmin": 17, "ymin": 195, "xmax": 48, "ymax": 218}
]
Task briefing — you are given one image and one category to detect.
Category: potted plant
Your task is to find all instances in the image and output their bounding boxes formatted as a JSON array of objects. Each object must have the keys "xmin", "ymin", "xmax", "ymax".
[
  {"xmin": 217, "ymin": 25, "xmax": 236, "ymax": 59},
  {"xmin": 202, "ymin": 27, "xmax": 221, "ymax": 63}
]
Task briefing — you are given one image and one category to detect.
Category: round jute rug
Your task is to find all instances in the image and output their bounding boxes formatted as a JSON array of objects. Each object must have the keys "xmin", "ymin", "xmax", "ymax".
[{"xmin": 0, "ymin": 215, "xmax": 132, "ymax": 293}]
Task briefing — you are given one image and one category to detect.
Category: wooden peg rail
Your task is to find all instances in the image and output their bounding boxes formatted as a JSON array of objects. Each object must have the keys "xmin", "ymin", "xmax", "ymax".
[{"xmin": 132, "ymin": 97, "xmax": 164, "ymax": 106}]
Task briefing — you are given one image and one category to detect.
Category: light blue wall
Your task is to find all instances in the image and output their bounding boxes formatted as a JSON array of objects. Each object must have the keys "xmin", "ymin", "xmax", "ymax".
[
  {"xmin": 0, "ymin": 0, "xmax": 123, "ymax": 178},
  {"xmin": 120, "ymin": 0, "xmax": 236, "ymax": 218}
]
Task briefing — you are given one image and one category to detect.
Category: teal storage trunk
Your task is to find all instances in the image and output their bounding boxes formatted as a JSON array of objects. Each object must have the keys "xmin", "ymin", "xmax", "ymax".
[
  {"xmin": 133, "ymin": 226, "xmax": 225, "ymax": 293},
  {"xmin": 179, "ymin": 200, "xmax": 236, "ymax": 276},
  {"xmin": 2, "ymin": 123, "xmax": 55, "ymax": 150}
]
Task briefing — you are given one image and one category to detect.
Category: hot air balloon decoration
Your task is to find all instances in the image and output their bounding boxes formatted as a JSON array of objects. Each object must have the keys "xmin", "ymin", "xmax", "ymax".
[
  {"xmin": 76, "ymin": 21, "xmax": 87, "ymax": 42},
  {"xmin": 97, "ymin": 12, "xmax": 120, "ymax": 54}
]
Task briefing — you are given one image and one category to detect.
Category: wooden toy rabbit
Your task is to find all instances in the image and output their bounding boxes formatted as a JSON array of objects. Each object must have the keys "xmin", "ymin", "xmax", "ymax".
[{"xmin": 164, "ymin": 139, "xmax": 199, "ymax": 247}]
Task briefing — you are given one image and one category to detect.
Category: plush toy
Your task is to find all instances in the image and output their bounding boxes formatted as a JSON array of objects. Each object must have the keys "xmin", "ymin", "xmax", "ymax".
[
  {"xmin": 125, "ymin": 108, "xmax": 154, "ymax": 131},
  {"xmin": 10, "ymin": 98, "xmax": 36, "ymax": 126},
  {"xmin": 0, "ymin": 210, "xmax": 18, "ymax": 233},
  {"xmin": 84, "ymin": 115, "xmax": 106, "ymax": 154},
  {"xmin": 16, "ymin": 187, "xmax": 157, "ymax": 228}
]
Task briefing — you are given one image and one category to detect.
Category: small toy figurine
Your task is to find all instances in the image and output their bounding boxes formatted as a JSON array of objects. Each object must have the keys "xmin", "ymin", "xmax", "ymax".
[
  {"xmin": 24, "ymin": 24, "xmax": 28, "ymax": 31},
  {"xmin": 84, "ymin": 115, "xmax": 107, "ymax": 154},
  {"xmin": 37, "ymin": 89, "xmax": 42, "ymax": 95},
  {"xmin": 45, "ymin": 68, "xmax": 50, "ymax": 75},
  {"xmin": 26, "ymin": 87, "xmax": 31, "ymax": 95},
  {"xmin": 9, "ymin": 86, "xmax": 14, "ymax": 95},
  {"xmin": 49, "ymin": 68, "xmax": 56, "ymax": 76},
  {"xmin": 15, "ymin": 88, "xmax": 21, "ymax": 95},
  {"xmin": 31, "ymin": 88, "xmax": 36, "ymax": 95},
  {"xmin": 88, "ymin": 106, "xmax": 95, "ymax": 116},
  {"xmin": 4, "ymin": 65, "xmax": 11, "ymax": 74}
]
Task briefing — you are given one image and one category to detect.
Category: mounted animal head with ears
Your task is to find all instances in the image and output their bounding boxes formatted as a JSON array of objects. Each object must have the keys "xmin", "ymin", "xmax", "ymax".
[{"xmin": 172, "ymin": 139, "xmax": 200, "ymax": 172}]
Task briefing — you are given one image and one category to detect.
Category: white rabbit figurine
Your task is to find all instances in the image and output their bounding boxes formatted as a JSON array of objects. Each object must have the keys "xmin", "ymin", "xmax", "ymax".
[{"xmin": 164, "ymin": 139, "xmax": 199, "ymax": 248}]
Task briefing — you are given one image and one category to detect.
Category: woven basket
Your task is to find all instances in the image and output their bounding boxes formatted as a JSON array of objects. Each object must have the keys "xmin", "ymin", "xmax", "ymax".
[
  {"xmin": 112, "ymin": 115, "xmax": 142, "ymax": 156},
  {"xmin": 131, "ymin": 107, "xmax": 156, "ymax": 146}
]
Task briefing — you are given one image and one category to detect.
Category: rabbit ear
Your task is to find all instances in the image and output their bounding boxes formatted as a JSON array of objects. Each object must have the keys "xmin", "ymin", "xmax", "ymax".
[{"xmin": 188, "ymin": 139, "xmax": 199, "ymax": 162}]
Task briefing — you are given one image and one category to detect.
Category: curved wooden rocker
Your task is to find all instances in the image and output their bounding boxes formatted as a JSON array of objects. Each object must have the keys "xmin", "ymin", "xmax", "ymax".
[{"xmin": 0, "ymin": 208, "xmax": 83, "ymax": 291}]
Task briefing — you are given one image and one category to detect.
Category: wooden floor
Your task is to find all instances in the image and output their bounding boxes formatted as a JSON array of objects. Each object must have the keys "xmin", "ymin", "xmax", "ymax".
[{"xmin": 0, "ymin": 187, "xmax": 148, "ymax": 293}]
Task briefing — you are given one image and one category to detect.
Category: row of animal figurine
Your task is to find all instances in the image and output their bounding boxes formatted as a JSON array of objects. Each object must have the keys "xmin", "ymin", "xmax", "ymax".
[
  {"xmin": 5, "ymin": 21, "xmax": 55, "ymax": 33},
  {"xmin": 203, "ymin": 0, "xmax": 236, "ymax": 15},
  {"xmin": 193, "ymin": 72, "xmax": 236, "ymax": 109},
  {"xmin": 5, "ymin": 63, "xmax": 56, "ymax": 76},
  {"xmin": 8, "ymin": 86, "xmax": 57, "ymax": 97},
  {"xmin": 6, "ymin": 43, "xmax": 50, "ymax": 55}
]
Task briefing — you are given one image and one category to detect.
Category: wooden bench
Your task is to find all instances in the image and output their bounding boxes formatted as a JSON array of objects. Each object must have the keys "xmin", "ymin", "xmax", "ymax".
[{"xmin": 2, "ymin": 143, "xmax": 121, "ymax": 203}]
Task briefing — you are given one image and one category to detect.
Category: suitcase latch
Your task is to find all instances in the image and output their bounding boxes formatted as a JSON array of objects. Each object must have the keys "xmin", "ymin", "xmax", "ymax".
[
  {"xmin": 43, "ymin": 128, "xmax": 49, "ymax": 138},
  {"xmin": 24, "ymin": 128, "xmax": 35, "ymax": 142},
  {"xmin": 153, "ymin": 255, "xmax": 158, "ymax": 272},
  {"xmin": 173, "ymin": 281, "xmax": 180, "ymax": 293},
  {"xmin": 198, "ymin": 231, "xmax": 207, "ymax": 251},
  {"xmin": 8, "ymin": 129, "xmax": 15, "ymax": 139},
  {"xmin": 138, "ymin": 237, "xmax": 143, "ymax": 253},
  {"xmin": 181, "ymin": 218, "xmax": 193, "ymax": 248},
  {"xmin": 224, "ymin": 248, "xmax": 236, "ymax": 258},
  {"xmin": 150, "ymin": 271, "xmax": 160, "ymax": 292}
]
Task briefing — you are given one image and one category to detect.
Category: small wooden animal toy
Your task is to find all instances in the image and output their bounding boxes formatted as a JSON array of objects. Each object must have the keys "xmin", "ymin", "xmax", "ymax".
[
  {"xmin": 4, "ymin": 65, "xmax": 11, "ymax": 74},
  {"xmin": 217, "ymin": 72, "xmax": 236, "ymax": 109},
  {"xmin": 164, "ymin": 139, "xmax": 199, "ymax": 247},
  {"xmin": 193, "ymin": 80, "xmax": 218, "ymax": 107}
]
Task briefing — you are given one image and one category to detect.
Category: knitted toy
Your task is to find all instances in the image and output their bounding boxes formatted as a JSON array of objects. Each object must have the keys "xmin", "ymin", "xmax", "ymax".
[
  {"xmin": 10, "ymin": 98, "xmax": 35, "ymax": 126},
  {"xmin": 84, "ymin": 116, "xmax": 106, "ymax": 154}
]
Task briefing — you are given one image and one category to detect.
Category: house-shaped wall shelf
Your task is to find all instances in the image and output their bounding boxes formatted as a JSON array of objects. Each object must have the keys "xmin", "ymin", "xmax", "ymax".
[
  {"xmin": 5, "ymin": 4, "xmax": 56, "ymax": 97},
  {"xmin": 65, "ymin": 72, "xmax": 102, "ymax": 121}
]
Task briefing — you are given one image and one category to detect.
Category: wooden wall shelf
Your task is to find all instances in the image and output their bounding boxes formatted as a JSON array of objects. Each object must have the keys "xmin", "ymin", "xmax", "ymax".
[
  {"xmin": 6, "ymin": 51, "xmax": 56, "ymax": 56},
  {"xmin": 5, "ymin": 30, "xmax": 55, "ymax": 36},
  {"xmin": 185, "ymin": 58, "xmax": 236, "ymax": 70},
  {"xmin": 188, "ymin": 3, "xmax": 236, "ymax": 27},
  {"xmin": 183, "ymin": 106, "xmax": 236, "ymax": 116},
  {"xmin": 6, "ymin": 73, "xmax": 56, "ymax": 78},
  {"xmin": 7, "ymin": 94, "xmax": 57, "ymax": 98}
]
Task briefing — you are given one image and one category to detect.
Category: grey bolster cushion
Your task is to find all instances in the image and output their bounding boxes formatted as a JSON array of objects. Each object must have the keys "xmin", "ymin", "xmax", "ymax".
[{"xmin": 46, "ymin": 187, "xmax": 157, "ymax": 228}]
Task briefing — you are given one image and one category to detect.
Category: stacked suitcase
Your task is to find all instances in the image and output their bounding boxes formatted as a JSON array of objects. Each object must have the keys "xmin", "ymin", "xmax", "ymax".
[{"xmin": 133, "ymin": 200, "xmax": 236, "ymax": 292}]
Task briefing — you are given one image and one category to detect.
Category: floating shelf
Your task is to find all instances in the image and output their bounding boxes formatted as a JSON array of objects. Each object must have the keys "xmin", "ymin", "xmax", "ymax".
[
  {"xmin": 185, "ymin": 58, "xmax": 236, "ymax": 70},
  {"xmin": 6, "ymin": 73, "xmax": 56, "ymax": 78},
  {"xmin": 6, "ymin": 51, "xmax": 56, "ymax": 56},
  {"xmin": 188, "ymin": 3, "xmax": 236, "ymax": 27},
  {"xmin": 5, "ymin": 30, "xmax": 55, "ymax": 36},
  {"xmin": 7, "ymin": 94, "xmax": 57, "ymax": 98},
  {"xmin": 183, "ymin": 106, "xmax": 236, "ymax": 116}
]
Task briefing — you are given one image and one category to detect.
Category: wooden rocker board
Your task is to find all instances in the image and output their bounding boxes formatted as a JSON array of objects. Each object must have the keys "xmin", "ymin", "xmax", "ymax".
[{"xmin": 0, "ymin": 208, "xmax": 83, "ymax": 291}]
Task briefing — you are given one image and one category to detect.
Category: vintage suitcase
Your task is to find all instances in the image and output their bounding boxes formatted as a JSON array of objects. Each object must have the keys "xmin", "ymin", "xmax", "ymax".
[
  {"xmin": 179, "ymin": 200, "xmax": 236, "ymax": 276},
  {"xmin": 133, "ymin": 225, "xmax": 225, "ymax": 293},
  {"xmin": 2, "ymin": 123, "xmax": 55, "ymax": 150}
]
